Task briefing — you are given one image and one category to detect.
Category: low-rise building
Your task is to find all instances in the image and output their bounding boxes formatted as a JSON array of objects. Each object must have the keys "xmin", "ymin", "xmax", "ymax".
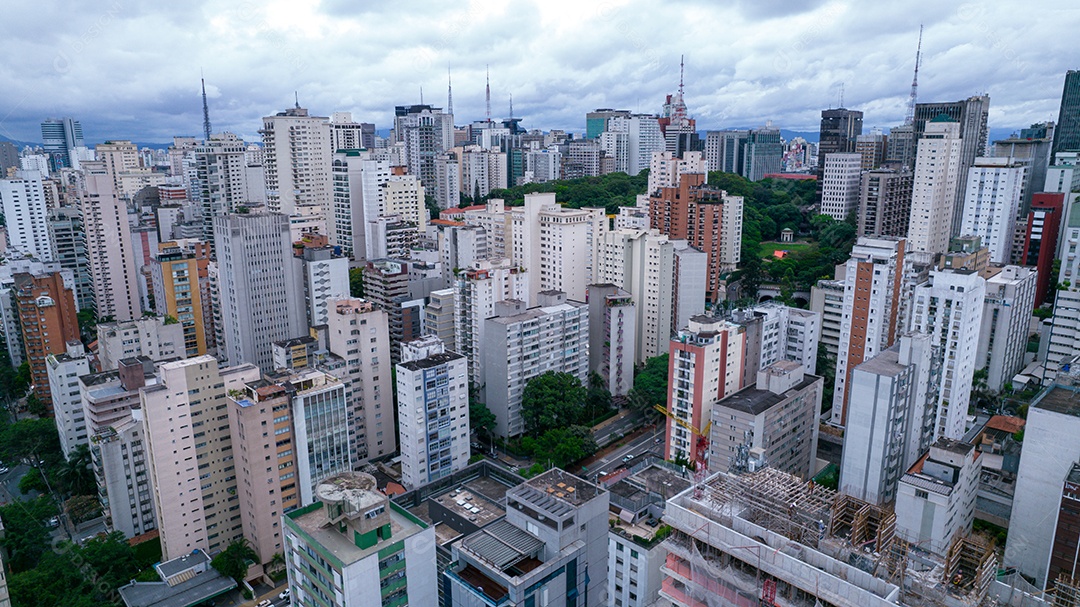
[{"xmin": 895, "ymin": 438, "xmax": 980, "ymax": 557}]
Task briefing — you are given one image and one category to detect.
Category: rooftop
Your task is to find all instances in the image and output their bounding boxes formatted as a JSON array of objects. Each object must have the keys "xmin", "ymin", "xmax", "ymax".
[
  {"xmin": 510, "ymin": 469, "xmax": 603, "ymax": 516},
  {"xmin": 715, "ymin": 374, "xmax": 819, "ymax": 416},
  {"xmin": 397, "ymin": 350, "xmax": 466, "ymax": 371},
  {"xmin": 1032, "ymin": 383, "xmax": 1080, "ymax": 417},
  {"xmin": 460, "ymin": 519, "xmax": 544, "ymax": 574},
  {"xmin": 287, "ymin": 499, "xmax": 426, "ymax": 568},
  {"xmin": 854, "ymin": 345, "xmax": 906, "ymax": 377}
]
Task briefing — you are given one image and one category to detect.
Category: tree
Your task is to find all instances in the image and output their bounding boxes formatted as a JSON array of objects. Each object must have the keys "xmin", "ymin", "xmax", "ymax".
[
  {"xmin": 628, "ymin": 355, "xmax": 668, "ymax": 418},
  {"xmin": 8, "ymin": 531, "xmax": 141, "ymax": 607},
  {"xmin": 25, "ymin": 393, "xmax": 48, "ymax": 417},
  {"xmin": 0, "ymin": 496, "xmax": 57, "ymax": 572},
  {"xmin": 816, "ymin": 343, "xmax": 836, "ymax": 413},
  {"xmin": 56, "ymin": 444, "xmax": 95, "ymax": 497},
  {"xmin": 469, "ymin": 400, "xmax": 497, "ymax": 442},
  {"xmin": 520, "ymin": 372, "xmax": 586, "ymax": 437},
  {"xmin": 0, "ymin": 418, "xmax": 61, "ymax": 465},
  {"xmin": 211, "ymin": 538, "xmax": 259, "ymax": 584},
  {"xmin": 349, "ymin": 267, "xmax": 365, "ymax": 298},
  {"xmin": 583, "ymin": 372, "xmax": 612, "ymax": 423},
  {"xmin": 522, "ymin": 426, "xmax": 598, "ymax": 469}
]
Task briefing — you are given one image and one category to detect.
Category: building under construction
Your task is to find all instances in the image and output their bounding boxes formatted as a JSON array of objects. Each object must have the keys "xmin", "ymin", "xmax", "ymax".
[{"xmin": 660, "ymin": 467, "xmax": 1049, "ymax": 607}]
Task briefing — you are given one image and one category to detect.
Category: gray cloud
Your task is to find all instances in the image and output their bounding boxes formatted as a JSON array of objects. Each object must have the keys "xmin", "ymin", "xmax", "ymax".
[{"xmin": 0, "ymin": 0, "xmax": 1073, "ymax": 144}]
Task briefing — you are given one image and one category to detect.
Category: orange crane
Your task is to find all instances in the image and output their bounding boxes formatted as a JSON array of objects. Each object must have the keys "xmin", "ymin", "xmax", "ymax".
[{"xmin": 654, "ymin": 405, "xmax": 711, "ymax": 498}]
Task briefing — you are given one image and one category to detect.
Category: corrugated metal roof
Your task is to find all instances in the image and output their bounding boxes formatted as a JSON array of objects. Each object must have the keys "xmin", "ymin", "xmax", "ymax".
[{"xmin": 462, "ymin": 519, "xmax": 544, "ymax": 570}]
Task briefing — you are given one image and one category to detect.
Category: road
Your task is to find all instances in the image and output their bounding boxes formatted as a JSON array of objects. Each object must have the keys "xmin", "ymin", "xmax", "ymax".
[
  {"xmin": 585, "ymin": 425, "xmax": 666, "ymax": 481},
  {"xmin": 593, "ymin": 410, "xmax": 645, "ymax": 446},
  {"xmin": 0, "ymin": 463, "xmax": 35, "ymax": 506}
]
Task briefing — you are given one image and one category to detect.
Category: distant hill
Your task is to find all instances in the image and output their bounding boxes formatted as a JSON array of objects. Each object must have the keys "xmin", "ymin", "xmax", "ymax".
[{"xmin": 0, "ymin": 134, "xmax": 38, "ymax": 149}]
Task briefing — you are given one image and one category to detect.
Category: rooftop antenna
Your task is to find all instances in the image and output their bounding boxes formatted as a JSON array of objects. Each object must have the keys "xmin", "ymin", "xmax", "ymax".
[
  {"xmin": 678, "ymin": 54, "xmax": 685, "ymax": 96},
  {"xmin": 509, "ymin": 93, "xmax": 514, "ymax": 120},
  {"xmin": 420, "ymin": 85, "xmax": 424, "ymax": 105},
  {"xmin": 839, "ymin": 82, "xmax": 845, "ymax": 108},
  {"xmin": 447, "ymin": 65, "xmax": 454, "ymax": 117},
  {"xmin": 294, "ymin": 91, "xmax": 300, "ymax": 109},
  {"xmin": 200, "ymin": 71, "xmax": 212, "ymax": 141},
  {"xmin": 905, "ymin": 24, "xmax": 924, "ymax": 126},
  {"xmin": 485, "ymin": 65, "xmax": 492, "ymax": 122}
]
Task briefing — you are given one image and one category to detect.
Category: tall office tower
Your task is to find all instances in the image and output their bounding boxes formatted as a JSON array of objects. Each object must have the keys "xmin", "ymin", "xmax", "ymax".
[
  {"xmin": 1023, "ymin": 192, "xmax": 1064, "ymax": 306},
  {"xmin": 993, "ymin": 125, "xmax": 1054, "ymax": 214},
  {"xmin": 820, "ymin": 153, "xmax": 863, "ymax": 220},
  {"xmin": 395, "ymin": 335, "xmax": 469, "ymax": 489},
  {"xmin": 81, "ymin": 357, "xmax": 160, "ymax": 538},
  {"xmin": 47, "ymin": 207, "xmax": 93, "ymax": 312},
  {"xmin": 648, "ymin": 150, "xmax": 705, "ymax": 195},
  {"xmin": 914, "ymin": 96, "xmax": 991, "ymax": 236},
  {"xmin": 483, "ymin": 293, "xmax": 588, "ymax": 438},
  {"xmin": 294, "ymin": 240, "xmax": 349, "ymax": 327},
  {"xmin": 1053, "ymin": 70, "xmax": 1080, "ymax": 155},
  {"xmin": 194, "ymin": 133, "xmax": 253, "ymax": 250},
  {"xmin": 96, "ymin": 317, "xmax": 185, "ymax": 372},
  {"xmin": 978, "ymin": 265, "xmax": 1037, "ymax": 391},
  {"xmin": 285, "ymin": 472, "xmax": 437, "ymax": 607},
  {"xmin": 586, "ymin": 284, "xmax": 636, "ymax": 397},
  {"xmin": 810, "ymin": 278, "xmax": 845, "ymax": 358},
  {"xmin": 649, "ymin": 173, "xmax": 743, "ymax": 303},
  {"xmin": 14, "ymin": 270, "xmax": 79, "ymax": 407},
  {"xmin": 0, "ymin": 172, "xmax": 52, "ymax": 260},
  {"xmin": 907, "ymin": 117, "xmax": 963, "ymax": 255},
  {"xmin": 328, "ymin": 111, "xmax": 375, "ymax": 151},
  {"xmin": 40, "ymin": 117, "xmax": 84, "ymax": 170},
  {"xmin": 446, "ymin": 469, "xmax": 608, "ymax": 607},
  {"xmin": 141, "ymin": 356, "xmax": 260, "ymax": 560},
  {"xmin": 394, "ymin": 104, "xmax": 454, "ymax": 207},
  {"xmin": 149, "ymin": 239, "xmax": 213, "ymax": 357},
  {"xmin": 214, "ymin": 213, "xmax": 306, "ymax": 370},
  {"xmin": 742, "ymin": 126, "xmax": 783, "ymax": 181},
  {"xmin": 330, "ymin": 149, "xmax": 392, "ymax": 260},
  {"xmin": 80, "ymin": 161, "xmax": 140, "ymax": 321},
  {"xmin": 819, "ymin": 108, "xmax": 864, "ymax": 158},
  {"xmin": 958, "ymin": 157, "xmax": 1026, "ymax": 263},
  {"xmin": 565, "ymin": 139, "xmax": 602, "ymax": 179},
  {"xmin": 710, "ymin": 361, "xmax": 822, "ymax": 478},
  {"xmin": 885, "ymin": 123, "xmax": 915, "ymax": 167},
  {"xmin": 605, "ymin": 114, "xmax": 665, "ymax": 175},
  {"xmin": 704, "ymin": 129, "xmax": 749, "ymax": 174},
  {"xmin": 364, "ymin": 258, "xmax": 416, "ymax": 363},
  {"xmin": 732, "ymin": 302, "xmax": 821, "ymax": 376},
  {"xmin": 1007, "ymin": 373, "xmax": 1080, "ymax": 590},
  {"xmin": 855, "ymin": 132, "xmax": 888, "ymax": 169},
  {"xmin": 46, "ymin": 341, "xmax": 90, "ymax": 457},
  {"xmin": 665, "ymin": 316, "xmax": 746, "ymax": 463},
  {"xmin": 894, "ymin": 438, "xmax": 980, "ymax": 557},
  {"xmin": 325, "ymin": 297, "xmax": 395, "ymax": 463},
  {"xmin": 512, "ymin": 192, "xmax": 607, "ymax": 303},
  {"xmin": 857, "ymin": 169, "xmax": 913, "ymax": 238},
  {"xmin": 454, "ymin": 260, "xmax": 529, "ymax": 384},
  {"xmin": 595, "ymin": 229, "xmax": 706, "ymax": 362},
  {"xmin": 840, "ymin": 334, "xmax": 934, "ymax": 504},
  {"xmin": 260, "ymin": 105, "xmax": 332, "ymax": 233},
  {"xmin": 830, "ymin": 237, "xmax": 907, "ymax": 426},
  {"xmin": 226, "ymin": 377, "xmax": 300, "ymax": 566},
  {"xmin": 912, "ymin": 269, "xmax": 986, "ymax": 440},
  {"xmin": 586, "ymin": 108, "xmax": 631, "ymax": 139}
]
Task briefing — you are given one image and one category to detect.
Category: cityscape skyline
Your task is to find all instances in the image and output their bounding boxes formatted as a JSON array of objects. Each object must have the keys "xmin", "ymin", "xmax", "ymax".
[{"xmin": 0, "ymin": 0, "xmax": 1071, "ymax": 144}]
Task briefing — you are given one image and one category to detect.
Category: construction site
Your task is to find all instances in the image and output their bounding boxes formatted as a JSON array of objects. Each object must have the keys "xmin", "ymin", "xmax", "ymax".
[{"xmin": 659, "ymin": 467, "xmax": 1051, "ymax": 607}]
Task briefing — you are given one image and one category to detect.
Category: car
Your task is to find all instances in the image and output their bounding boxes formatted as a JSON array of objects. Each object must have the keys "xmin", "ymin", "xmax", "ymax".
[
  {"xmin": 654, "ymin": 438, "xmax": 662, "ymax": 444},
  {"xmin": 646, "ymin": 518, "xmax": 659, "ymax": 528},
  {"xmin": 47, "ymin": 516, "xmax": 60, "ymax": 528},
  {"xmin": 257, "ymin": 600, "xmax": 272, "ymax": 607},
  {"xmin": 621, "ymin": 454, "xmax": 635, "ymax": 464},
  {"xmin": 279, "ymin": 589, "xmax": 291, "ymax": 600},
  {"xmin": 0, "ymin": 466, "xmax": 9, "ymax": 474}
]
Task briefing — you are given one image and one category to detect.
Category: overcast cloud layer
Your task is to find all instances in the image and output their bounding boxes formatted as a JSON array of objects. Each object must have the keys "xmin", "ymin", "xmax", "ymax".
[{"xmin": 0, "ymin": 0, "xmax": 1075, "ymax": 144}]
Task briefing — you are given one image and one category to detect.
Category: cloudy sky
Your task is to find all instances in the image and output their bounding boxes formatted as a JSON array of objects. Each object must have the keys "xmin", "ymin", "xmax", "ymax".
[{"xmin": 0, "ymin": 0, "xmax": 1073, "ymax": 144}]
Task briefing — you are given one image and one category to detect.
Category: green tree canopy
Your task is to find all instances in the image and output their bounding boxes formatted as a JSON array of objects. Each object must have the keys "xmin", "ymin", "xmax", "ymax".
[
  {"xmin": 349, "ymin": 267, "xmax": 365, "ymax": 298},
  {"xmin": 628, "ymin": 355, "xmax": 669, "ymax": 418},
  {"xmin": 211, "ymin": 538, "xmax": 258, "ymax": 584},
  {"xmin": 469, "ymin": 400, "xmax": 497, "ymax": 441},
  {"xmin": 521, "ymin": 372, "xmax": 587, "ymax": 437},
  {"xmin": 522, "ymin": 426, "xmax": 598, "ymax": 469},
  {"xmin": 8, "ymin": 531, "xmax": 143, "ymax": 607}
]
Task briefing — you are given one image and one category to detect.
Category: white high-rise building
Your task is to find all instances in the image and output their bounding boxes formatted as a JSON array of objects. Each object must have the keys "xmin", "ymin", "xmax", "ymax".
[
  {"xmin": 461, "ymin": 198, "xmax": 512, "ymax": 258},
  {"xmin": 95, "ymin": 316, "xmax": 186, "ymax": 371},
  {"xmin": 839, "ymin": 334, "xmax": 934, "ymax": 504},
  {"xmin": 0, "ymin": 171, "xmax": 52, "ymax": 261},
  {"xmin": 599, "ymin": 130, "xmax": 630, "ymax": 174},
  {"xmin": 214, "ymin": 212, "xmax": 307, "ymax": 370},
  {"xmin": 894, "ymin": 438, "xmax": 980, "ymax": 557},
  {"xmin": 458, "ymin": 145, "xmax": 508, "ymax": 199},
  {"xmin": 647, "ymin": 150, "xmax": 706, "ymax": 195},
  {"xmin": 328, "ymin": 111, "xmax": 374, "ymax": 151},
  {"xmin": 395, "ymin": 104, "xmax": 455, "ymax": 208},
  {"xmin": 524, "ymin": 146, "xmax": 561, "ymax": 183},
  {"xmin": 454, "ymin": 259, "xmax": 529, "ymax": 384},
  {"xmin": 324, "ymin": 297, "xmax": 396, "ymax": 463},
  {"xmin": 820, "ymin": 153, "xmax": 863, "ymax": 221},
  {"xmin": 46, "ymin": 341, "xmax": 90, "ymax": 457},
  {"xmin": 810, "ymin": 278, "xmax": 846, "ymax": 358},
  {"xmin": 735, "ymin": 302, "xmax": 821, "ymax": 375},
  {"xmin": 330, "ymin": 150, "xmax": 392, "ymax": 260},
  {"xmin": 80, "ymin": 161, "xmax": 140, "ymax": 321},
  {"xmin": 912, "ymin": 269, "xmax": 986, "ymax": 440},
  {"xmin": 606, "ymin": 114, "xmax": 665, "ymax": 175},
  {"xmin": 296, "ymin": 245, "xmax": 350, "ymax": 328},
  {"xmin": 511, "ymin": 192, "xmax": 606, "ymax": 303},
  {"xmin": 958, "ymin": 157, "xmax": 1027, "ymax": 264},
  {"xmin": 978, "ymin": 265, "xmax": 1037, "ymax": 391},
  {"xmin": 908, "ymin": 118, "xmax": 963, "ymax": 255},
  {"xmin": 483, "ymin": 292, "xmax": 588, "ymax": 438},
  {"xmin": 395, "ymin": 335, "xmax": 469, "ymax": 489},
  {"xmin": 142, "ymin": 356, "xmax": 261, "ymax": 560},
  {"xmin": 831, "ymin": 237, "xmax": 908, "ymax": 427},
  {"xmin": 194, "ymin": 133, "xmax": 255, "ymax": 248},
  {"xmin": 260, "ymin": 106, "xmax": 332, "ymax": 234}
]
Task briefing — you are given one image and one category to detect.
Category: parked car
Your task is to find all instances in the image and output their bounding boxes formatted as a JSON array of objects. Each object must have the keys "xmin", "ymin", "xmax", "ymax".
[
  {"xmin": 257, "ymin": 600, "xmax": 272, "ymax": 607},
  {"xmin": 0, "ymin": 466, "xmax": 9, "ymax": 474},
  {"xmin": 48, "ymin": 516, "xmax": 60, "ymax": 528},
  {"xmin": 279, "ymin": 589, "xmax": 291, "ymax": 600}
]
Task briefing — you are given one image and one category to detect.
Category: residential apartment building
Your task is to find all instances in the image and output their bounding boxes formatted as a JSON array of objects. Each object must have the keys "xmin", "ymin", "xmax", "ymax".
[
  {"xmin": 149, "ymin": 239, "xmax": 214, "ymax": 357},
  {"xmin": 857, "ymin": 169, "xmax": 913, "ymax": 238},
  {"xmin": 96, "ymin": 316, "xmax": 186, "ymax": 372},
  {"xmin": 586, "ymin": 284, "xmax": 637, "ymax": 397},
  {"xmin": 483, "ymin": 291, "xmax": 589, "ymax": 438},
  {"xmin": 194, "ymin": 133, "xmax": 255, "ymax": 249},
  {"xmin": 895, "ymin": 438, "xmax": 980, "ymax": 557},
  {"xmin": 978, "ymin": 265, "xmax": 1037, "ymax": 391},
  {"xmin": 0, "ymin": 171, "xmax": 53, "ymax": 261},
  {"xmin": 14, "ymin": 270, "xmax": 79, "ymax": 406},
  {"xmin": 819, "ymin": 153, "xmax": 863, "ymax": 221},
  {"xmin": 47, "ymin": 206, "xmax": 93, "ymax": 312},
  {"xmin": 46, "ymin": 341, "xmax": 91, "ymax": 457},
  {"xmin": 260, "ymin": 106, "xmax": 333, "ymax": 235},
  {"xmin": 907, "ymin": 118, "xmax": 963, "ymax": 255},
  {"xmin": 453, "ymin": 259, "xmax": 529, "ymax": 384},
  {"xmin": 511, "ymin": 192, "xmax": 607, "ymax": 303},
  {"xmin": 80, "ymin": 160, "xmax": 140, "ymax": 321},
  {"xmin": 958, "ymin": 157, "xmax": 1027, "ymax": 264},
  {"xmin": 1022, "ymin": 192, "xmax": 1064, "ymax": 306}
]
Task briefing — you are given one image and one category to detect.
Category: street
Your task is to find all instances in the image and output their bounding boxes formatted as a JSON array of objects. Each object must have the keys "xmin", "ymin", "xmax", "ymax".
[
  {"xmin": 0, "ymin": 463, "xmax": 36, "ymax": 506},
  {"xmin": 592, "ymin": 410, "xmax": 645, "ymax": 446},
  {"xmin": 584, "ymin": 425, "xmax": 666, "ymax": 481}
]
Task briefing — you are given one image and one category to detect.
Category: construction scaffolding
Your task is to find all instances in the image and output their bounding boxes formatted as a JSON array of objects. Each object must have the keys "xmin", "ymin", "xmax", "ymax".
[
  {"xmin": 1053, "ymin": 574, "xmax": 1080, "ymax": 607},
  {"xmin": 828, "ymin": 494, "xmax": 897, "ymax": 557}
]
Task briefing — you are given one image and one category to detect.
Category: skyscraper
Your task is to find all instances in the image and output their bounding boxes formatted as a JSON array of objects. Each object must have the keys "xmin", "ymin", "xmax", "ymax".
[
  {"xmin": 857, "ymin": 169, "xmax": 913, "ymax": 238},
  {"xmin": 194, "ymin": 133, "xmax": 255, "ymax": 252},
  {"xmin": 818, "ymin": 108, "xmax": 864, "ymax": 157},
  {"xmin": 907, "ymin": 117, "xmax": 963, "ymax": 255},
  {"xmin": 819, "ymin": 153, "xmax": 863, "ymax": 221},
  {"xmin": 958, "ymin": 157, "xmax": 1026, "ymax": 264},
  {"xmin": 394, "ymin": 104, "xmax": 455, "ymax": 208},
  {"xmin": 214, "ymin": 212, "xmax": 307, "ymax": 370},
  {"xmin": 260, "ymin": 105, "xmax": 332, "ymax": 235},
  {"xmin": 47, "ymin": 207, "xmax": 93, "ymax": 312},
  {"xmin": 704, "ymin": 129, "xmax": 749, "ymax": 174},
  {"xmin": 40, "ymin": 117, "xmax": 84, "ymax": 170},
  {"xmin": 743, "ymin": 126, "xmax": 783, "ymax": 181},
  {"xmin": 1053, "ymin": 70, "xmax": 1080, "ymax": 155},
  {"xmin": 0, "ymin": 171, "xmax": 53, "ymax": 261},
  {"xmin": 80, "ymin": 161, "xmax": 141, "ymax": 321}
]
